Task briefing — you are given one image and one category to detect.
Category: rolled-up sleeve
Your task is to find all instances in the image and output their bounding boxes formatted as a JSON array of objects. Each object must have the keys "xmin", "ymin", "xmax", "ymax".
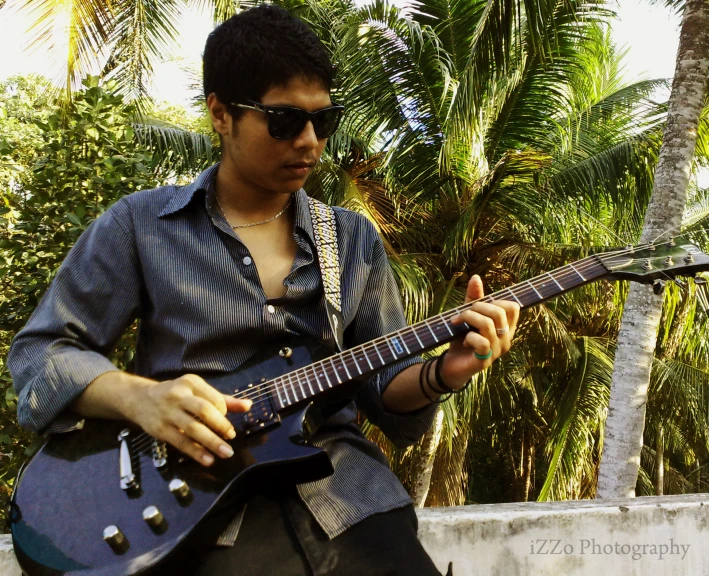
[
  {"xmin": 350, "ymin": 229, "xmax": 437, "ymax": 449},
  {"xmin": 7, "ymin": 200, "xmax": 142, "ymax": 433}
]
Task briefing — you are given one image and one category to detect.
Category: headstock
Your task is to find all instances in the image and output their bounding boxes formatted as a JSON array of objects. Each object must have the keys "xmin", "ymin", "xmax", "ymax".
[{"xmin": 599, "ymin": 241, "xmax": 709, "ymax": 292}]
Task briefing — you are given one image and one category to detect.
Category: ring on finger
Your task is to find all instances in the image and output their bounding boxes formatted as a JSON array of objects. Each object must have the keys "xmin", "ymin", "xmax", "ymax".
[
  {"xmin": 496, "ymin": 327, "xmax": 509, "ymax": 336},
  {"xmin": 474, "ymin": 349, "xmax": 493, "ymax": 360}
]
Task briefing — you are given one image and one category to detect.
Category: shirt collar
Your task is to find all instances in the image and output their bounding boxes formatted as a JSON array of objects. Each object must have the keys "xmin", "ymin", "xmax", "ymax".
[
  {"xmin": 158, "ymin": 162, "xmax": 317, "ymax": 245},
  {"xmin": 158, "ymin": 163, "xmax": 221, "ymax": 218}
]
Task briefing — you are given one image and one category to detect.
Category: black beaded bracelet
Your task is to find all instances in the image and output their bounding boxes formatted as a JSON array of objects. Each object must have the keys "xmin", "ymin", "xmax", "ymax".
[
  {"xmin": 433, "ymin": 350, "xmax": 473, "ymax": 394},
  {"xmin": 419, "ymin": 358, "xmax": 451, "ymax": 404}
]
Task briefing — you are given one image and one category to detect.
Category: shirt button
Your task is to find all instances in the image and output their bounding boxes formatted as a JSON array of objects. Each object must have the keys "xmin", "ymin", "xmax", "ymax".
[
  {"xmin": 267, "ymin": 305, "xmax": 276, "ymax": 314},
  {"xmin": 243, "ymin": 256, "xmax": 252, "ymax": 265}
]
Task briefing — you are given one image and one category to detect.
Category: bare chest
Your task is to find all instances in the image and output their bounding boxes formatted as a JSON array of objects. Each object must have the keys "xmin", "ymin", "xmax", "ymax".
[{"xmin": 235, "ymin": 227, "xmax": 297, "ymax": 300}]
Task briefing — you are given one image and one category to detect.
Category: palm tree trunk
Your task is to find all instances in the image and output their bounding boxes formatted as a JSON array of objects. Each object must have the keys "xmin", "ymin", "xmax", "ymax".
[
  {"xmin": 597, "ymin": 0, "xmax": 709, "ymax": 499},
  {"xmin": 410, "ymin": 406, "xmax": 445, "ymax": 507},
  {"xmin": 655, "ymin": 425, "xmax": 664, "ymax": 496},
  {"xmin": 522, "ymin": 434, "xmax": 535, "ymax": 502}
]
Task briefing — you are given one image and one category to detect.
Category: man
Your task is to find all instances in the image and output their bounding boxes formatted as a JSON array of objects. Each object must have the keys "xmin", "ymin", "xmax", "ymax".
[{"xmin": 8, "ymin": 5, "xmax": 519, "ymax": 575}]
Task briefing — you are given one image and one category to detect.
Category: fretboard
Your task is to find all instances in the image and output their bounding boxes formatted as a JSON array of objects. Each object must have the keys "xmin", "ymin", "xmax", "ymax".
[{"xmin": 271, "ymin": 253, "xmax": 610, "ymax": 410}]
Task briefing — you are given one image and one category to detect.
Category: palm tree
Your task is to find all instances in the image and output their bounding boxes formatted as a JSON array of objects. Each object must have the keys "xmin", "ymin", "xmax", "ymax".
[
  {"xmin": 304, "ymin": 0, "xmax": 684, "ymax": 504},
  {"xmin": 596, "ymin": 0, "xmax": 709, "ymax": 499}
]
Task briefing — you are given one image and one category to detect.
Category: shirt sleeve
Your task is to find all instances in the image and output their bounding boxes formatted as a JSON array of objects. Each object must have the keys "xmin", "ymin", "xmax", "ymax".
[
  {"xmin": 349, "ymin": 226, "xmax": 437, "ymax": 449},
  {"xmin": 7, "ymin": 200, "xmax": 143, "ymax": 434}
]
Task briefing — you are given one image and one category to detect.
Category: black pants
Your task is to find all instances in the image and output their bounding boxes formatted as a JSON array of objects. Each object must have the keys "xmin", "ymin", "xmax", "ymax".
[{"xmin": 188, "ymin": 488, "xmax": 444, "ymax": 576}]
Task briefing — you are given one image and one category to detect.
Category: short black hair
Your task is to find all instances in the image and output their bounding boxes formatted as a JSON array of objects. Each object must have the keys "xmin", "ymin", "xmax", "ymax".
[{"xmin": 203, "ymin": 5, "xmax": 334, "ymax": 116}]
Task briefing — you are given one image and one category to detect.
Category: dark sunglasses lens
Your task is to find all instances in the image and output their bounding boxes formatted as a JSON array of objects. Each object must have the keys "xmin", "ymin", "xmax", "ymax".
[
  {"xmin": 268, "ymin": 108, "xmax": 309, "ymax": 140},
  {"xmin": 311, "ymin": 109, "xmax": 343, "ymax": 138},
  {"xmin": 266, "ymin": 107, "xmax": 343, "ymax": 139}
]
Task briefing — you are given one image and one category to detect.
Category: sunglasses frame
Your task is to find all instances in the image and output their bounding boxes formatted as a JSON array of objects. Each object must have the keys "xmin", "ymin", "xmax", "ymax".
[{"xmin": 231, "ymin": 100, "xmax": 345, "ymax": 140}]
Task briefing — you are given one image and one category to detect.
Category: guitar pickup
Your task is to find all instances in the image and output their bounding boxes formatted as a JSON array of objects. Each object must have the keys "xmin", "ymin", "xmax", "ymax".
[{"xmin": 242, "ymin": 400, "xmax": 280, "ymax": 435}]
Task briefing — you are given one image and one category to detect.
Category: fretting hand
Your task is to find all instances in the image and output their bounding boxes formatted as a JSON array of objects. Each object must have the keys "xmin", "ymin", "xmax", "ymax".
[{"xmin": 437, "ymin": 274, "xmax": 520, "ymax": 389}]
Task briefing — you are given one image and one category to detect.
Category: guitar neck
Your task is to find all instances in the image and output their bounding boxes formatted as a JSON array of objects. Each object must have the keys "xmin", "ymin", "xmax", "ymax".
[{"xmin": 270, "ymin": 253, "xmax": 610, "ymax": 410}]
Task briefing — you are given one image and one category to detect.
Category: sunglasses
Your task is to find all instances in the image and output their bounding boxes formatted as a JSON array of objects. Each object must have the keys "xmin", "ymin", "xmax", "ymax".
[{"xmin": 231, "ymin": 100, "xmax": 345, "ymax": 140}]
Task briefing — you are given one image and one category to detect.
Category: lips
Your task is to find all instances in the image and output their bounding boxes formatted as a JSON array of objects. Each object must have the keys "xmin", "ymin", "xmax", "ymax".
[
  {"xmin": 284, "ymin": 162, "xmax": 316, "ymax": 178},
  {"xmin": 285, "ymin": 162, "xmax": 316, "ymax": 169}
]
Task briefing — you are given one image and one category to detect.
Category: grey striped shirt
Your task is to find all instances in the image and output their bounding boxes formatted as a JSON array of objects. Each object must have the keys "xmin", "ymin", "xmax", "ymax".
[{"xmin": 8, "ymin": 163, "xmax": 437, "ymax": 542}]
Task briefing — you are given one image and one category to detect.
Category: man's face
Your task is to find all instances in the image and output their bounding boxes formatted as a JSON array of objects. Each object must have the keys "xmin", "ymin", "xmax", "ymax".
[{"xmin": 218, "ymin": 76, "xmax": 332, "ymax": 197}]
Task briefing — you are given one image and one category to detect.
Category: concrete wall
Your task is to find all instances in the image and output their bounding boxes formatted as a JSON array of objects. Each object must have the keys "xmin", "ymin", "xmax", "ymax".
[{"xmin": 3, "ymin": 494, "xmax": 709, "ymax": 575}]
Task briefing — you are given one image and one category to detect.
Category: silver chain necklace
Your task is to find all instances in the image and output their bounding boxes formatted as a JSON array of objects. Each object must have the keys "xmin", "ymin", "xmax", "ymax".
[{"xmin": 215, "ymin": 194, "xmax": 294, "ymax": 229}]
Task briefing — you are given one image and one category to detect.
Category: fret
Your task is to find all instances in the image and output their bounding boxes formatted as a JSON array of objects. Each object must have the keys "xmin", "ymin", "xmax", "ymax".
[
  {"xmin": 413, "ymin": 328, "xmax": 424, "ymax": 348},
  {"xmin": 294, "ymin": 372, "xmax": 308, "ymax": 398},
  {"xmin": 320, "ymin": 362, "xmax": 333, "ymax": 388},
  {"xmin": 507, "ymin": 289, "xmax": 523, "ymax": 306},
  {"xmin": 373, "ymin": 342, "xmax": 386, "ymax": 365},
  {"xmin": 287, "ymin": 373, "xmax": 300, "ymax": 402},
  {"xmin": 361, "ymin": 347, "xmax": 374, "ymax": 370},
  {"xmin": 395, "ymin": 332, "xmax": 411, "ymax": 354},
  {"xmin": 350, "ymin": 350, "xmax": 363, "ymax": 375},
  {"xmin": 527, "ymin": 280, "xmax": 542, "ymax": 299},
  {"xmin": 311, "ymin": 366, "xmax": 324, "ymax": 392},
  {"xmin": 301, "ymin": 370, "xmax": 315, "ymax": 396},
  {"xmin": 385, "ymin": 338, "xmax": 399, "ymax": 360},
  {"xmin": 341, "ymin": 357, "xmax": 353, "ymax": 380},
  {"xmin": 569, "ymin": 263, "xmax": 586, "ymax": 281},
  {"xmin": 274, "ymin": 381, "xmax": 286, "ymax": 407},
  {"xmin": 443, "ymin": 321, "xmax": 454, "ymax": 336},
  {"xmin": 548, "ymin": 272, "xmax": 563, "ymax": 290},
  {"xmin": 425, "ymin": 320, "xmax": 439, "ymax": 343},
  {"xmin": 280, "ymin": 379, "xmax": 291, "ymax": 406},
  {"xmin": 329, "ymin": 358, "xmax": 343, "ymax": 383}
]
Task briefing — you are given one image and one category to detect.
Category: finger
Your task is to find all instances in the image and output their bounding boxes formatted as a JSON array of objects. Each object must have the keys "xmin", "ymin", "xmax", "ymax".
[
  {"xmin": 160, "ymin": 425, "xmax": 218, "ymax": 467},
  {"xmin": 470, "ymin": 301, "xmax": 509, "ymax": 330},
  {"xmin": 173, "ymin": 411, "xmax": 235, "ymax": 462},
  {"xmin": 464, "ymin": 274, "xmax": 484, "ymax": 304},
  {"xmin": 181, "ymin": 395, "xmax": 236, "ymax": 441},
  {"xmin": 494, "ymin": 299, "xmax": 521, "ymax": 329},
  {"xmin": 463, "ymin": 332, "xmax": 494, "ymax": 362},
  {"xmin": 454, "ymin": 310, "xmax": 500, "ymax": 354},
  {"xmin": 180, "ymin": 374, "xmax": 228, "ymax": 415},
  {"xmin": 225, "ymin": 394, "xmax": 253, "ymax": 413}
]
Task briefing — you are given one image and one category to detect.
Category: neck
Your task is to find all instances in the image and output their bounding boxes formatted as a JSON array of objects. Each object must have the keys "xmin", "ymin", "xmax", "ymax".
[{"xmin": 215, "ymin": 162, "xmax": 294, "ymax": 225}]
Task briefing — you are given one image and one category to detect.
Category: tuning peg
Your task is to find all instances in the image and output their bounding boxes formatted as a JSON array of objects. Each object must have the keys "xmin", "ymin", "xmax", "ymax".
[
  {"xmin": 695, "ymin": 277, "xmax": 707, "ymax": 286},
  {"xmin": 674, "ymin": 278, "xmax": 687, "ymax": 288},
  {"xmin": 653, "ymin": 280, "xmax": 665, "ymax": 295}
]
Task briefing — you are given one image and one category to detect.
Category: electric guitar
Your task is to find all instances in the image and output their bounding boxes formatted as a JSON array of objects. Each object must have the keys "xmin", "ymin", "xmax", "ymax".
[{"xmin": 10, "ymin": 240, "xmax": 709, "ymax": 576}]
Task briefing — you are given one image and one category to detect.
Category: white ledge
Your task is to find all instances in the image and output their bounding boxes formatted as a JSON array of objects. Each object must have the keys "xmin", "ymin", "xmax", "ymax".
[
  {"xmin": 4, "ymin": 494, "xmax": 709, "ymax": 575},
  {"xmin": 417, "ymin": 494, "xmax": 709, "ymax": 575}
]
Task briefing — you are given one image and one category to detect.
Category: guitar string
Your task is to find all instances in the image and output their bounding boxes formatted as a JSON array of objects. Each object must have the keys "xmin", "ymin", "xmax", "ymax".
[
  {"xmin": 128, "ymin": 241, "xmax": 682, "ymax": 453},
  {"xmin": 129, "ymin": 251, "xmax": 617, "ymax": 454},
  {"xmin": 221, "ymin": 244, "xmax": 646, "ymax": 408}
]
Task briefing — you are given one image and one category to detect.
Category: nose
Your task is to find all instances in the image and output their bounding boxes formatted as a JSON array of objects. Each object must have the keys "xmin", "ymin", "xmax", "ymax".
[{"xmin": 293, "ymin": 119, "xmax": 319, "ymax": 148}]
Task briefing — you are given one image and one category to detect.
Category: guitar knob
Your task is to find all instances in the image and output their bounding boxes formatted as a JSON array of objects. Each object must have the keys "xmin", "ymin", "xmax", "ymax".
[
  {"xmin": 143, "ymin": 506, "xmax": 165, "ymax": 528},
  {"xmin": 169, "ymin": 478, "xmax": 191, "ymax": 500},
  {"xmin": 103, "ymin": 525, "xmax": 128, "ymax": 553},
  {"xmin": 653, "ymin": 280, "xmax": 665, "ymax": 295}
]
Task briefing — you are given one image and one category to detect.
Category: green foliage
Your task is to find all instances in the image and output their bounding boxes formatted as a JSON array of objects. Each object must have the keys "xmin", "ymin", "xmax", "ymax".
[{"xmin": 0, "ymin": 76, "xmax": 167, "ymax": 522}]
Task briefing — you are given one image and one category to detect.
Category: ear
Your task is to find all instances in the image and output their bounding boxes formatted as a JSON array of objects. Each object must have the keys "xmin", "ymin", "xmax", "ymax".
[{"xmin": 206, "ymin": 93, "xmax": 233, "ymax": 137}]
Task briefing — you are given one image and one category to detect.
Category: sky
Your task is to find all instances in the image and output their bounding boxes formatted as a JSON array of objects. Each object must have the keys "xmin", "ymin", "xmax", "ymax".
[{"xmin": 0, "ymin": 0, "xmax": 705, "ymax": 186}]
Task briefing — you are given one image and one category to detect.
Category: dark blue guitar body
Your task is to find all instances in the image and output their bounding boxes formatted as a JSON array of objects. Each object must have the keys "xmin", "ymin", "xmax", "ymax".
[{"xmin": 11, "ymin": 338, "xmax": 356, "ymax": 576}]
